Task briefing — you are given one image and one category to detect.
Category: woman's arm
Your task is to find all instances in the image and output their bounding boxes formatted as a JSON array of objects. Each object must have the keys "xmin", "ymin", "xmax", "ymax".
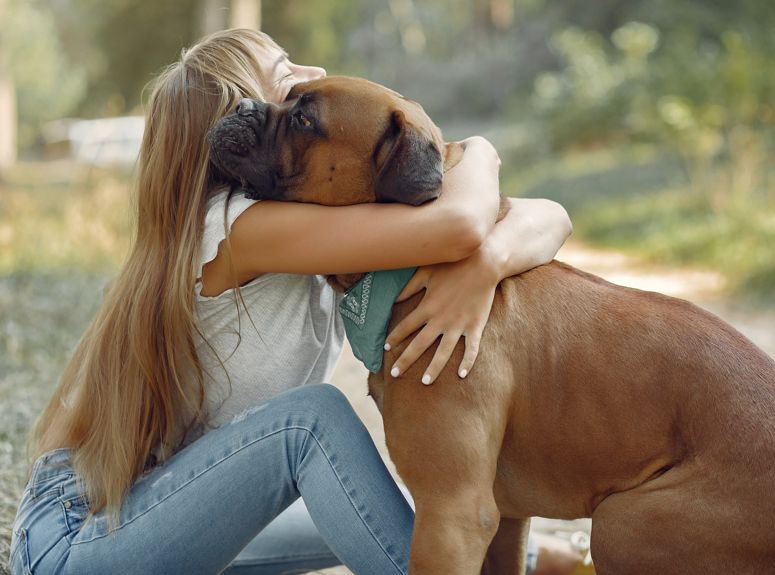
[
  {"xmin": 385, "ymin": 197, "xmax": 572, "ymax": 384},
  {"xmin": 200, "ymin": 137, "xmax": 501, "ymax": 296}
]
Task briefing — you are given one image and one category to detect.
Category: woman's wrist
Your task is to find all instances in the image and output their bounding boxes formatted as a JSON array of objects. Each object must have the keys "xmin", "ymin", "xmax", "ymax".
[
  {"xmin": 472, "ymin": 234, "xmax": 511, "ymax": 284},
  {"xmin": 436, "ymin": 137, "xmax": 501, "ymax": 254}
]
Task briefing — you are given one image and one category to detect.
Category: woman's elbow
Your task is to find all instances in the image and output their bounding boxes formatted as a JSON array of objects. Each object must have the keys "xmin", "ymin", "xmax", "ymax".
[
  {"xmin": 553, "ymin": 200, "xmax": 573, "ymax": 242},
  {"xmin": 536, "ymin": 199, "xmax": 573, "ymax": 265}
]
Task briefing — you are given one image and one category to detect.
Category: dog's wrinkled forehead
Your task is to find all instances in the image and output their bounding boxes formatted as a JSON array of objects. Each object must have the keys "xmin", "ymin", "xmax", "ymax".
[{"xmin": 288, "ymin": 76, "xmax": 444, "ymax": 150}]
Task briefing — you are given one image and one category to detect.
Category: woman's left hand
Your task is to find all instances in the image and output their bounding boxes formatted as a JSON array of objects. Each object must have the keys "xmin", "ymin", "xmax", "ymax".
[{"xmin": 384, "ymin": 247, "xmax": 502, "ymax": 385}]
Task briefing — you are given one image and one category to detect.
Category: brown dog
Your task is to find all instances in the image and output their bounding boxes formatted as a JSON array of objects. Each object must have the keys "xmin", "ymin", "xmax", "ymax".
[{"xmin": 208, "ymin": 76, "xmax": 775, "ymax": 574}]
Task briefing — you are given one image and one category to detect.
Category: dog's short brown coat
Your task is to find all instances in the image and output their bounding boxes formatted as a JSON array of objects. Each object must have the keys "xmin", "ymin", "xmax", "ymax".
[{"xmin": 209, "ymin": 76, "xmax": 775, "ymax": 574}]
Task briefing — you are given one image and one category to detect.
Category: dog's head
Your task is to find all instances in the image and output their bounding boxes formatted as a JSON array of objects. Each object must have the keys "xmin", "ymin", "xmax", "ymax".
[{"xmin": 207, "ymin": 76, "xmax": 458, "ymax": 207}]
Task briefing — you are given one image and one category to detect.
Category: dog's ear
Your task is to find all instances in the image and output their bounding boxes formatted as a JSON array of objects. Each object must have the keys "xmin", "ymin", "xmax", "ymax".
[
  {"xmin": 285, "ymin": 82, "xmax": 307, "ymax": 101},
  {"xmin": 373, "ymin": 110, "xmax": 443, "ymax": 206}
]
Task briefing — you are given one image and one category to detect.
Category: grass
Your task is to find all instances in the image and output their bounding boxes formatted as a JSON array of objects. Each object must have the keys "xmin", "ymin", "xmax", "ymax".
[
  {"xmin": 0, "ymin": 273, "xmax": 110, "ymax": 571},
  {"xmin": 0, "ymin": 161, "xmax": 132, "ymax": 275}
]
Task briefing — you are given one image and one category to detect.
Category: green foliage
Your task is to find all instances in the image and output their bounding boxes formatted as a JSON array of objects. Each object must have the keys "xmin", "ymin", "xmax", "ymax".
[
  {"xmin": 1, "ymin": 0, "xmax": 87, "ymax": 147},
  {"xmin": 501, "ymin": 142, "xmax": 775, "ymax": 301},
  {"xmin": 263, "ymin": 0, "xmax": 367, "ymax": 73},
  {"xmin": 525, "ymin": 6, "xmax": 774, "ymax": 301},
  {"xmin": 63, "ymin": 0, "xmax": 201, "ymax": 115}
]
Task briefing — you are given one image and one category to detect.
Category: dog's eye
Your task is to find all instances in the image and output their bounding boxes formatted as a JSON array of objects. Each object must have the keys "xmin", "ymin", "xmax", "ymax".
[{"xmin": 294, "ymin": 111, "xmax": 313, "ymax": 128}]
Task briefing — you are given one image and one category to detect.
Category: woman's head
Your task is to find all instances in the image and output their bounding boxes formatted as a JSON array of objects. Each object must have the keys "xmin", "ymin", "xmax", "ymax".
[
  {"xmin": 139, "ymin": 29, "xmax": 326, "ymax": 219},
  {"xmin": 31, "ymin": 28, "xmax": 323, "ymax": 522}
]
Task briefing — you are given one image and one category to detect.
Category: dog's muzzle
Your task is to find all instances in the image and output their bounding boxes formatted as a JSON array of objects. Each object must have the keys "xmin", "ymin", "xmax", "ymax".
[
  {"xmin": 207, "ymin": 98, "xmax": 278, "ymax": 198},
  {"xmin": 208, "ymin": 99, "xmax": 269, "ymax": 159}
]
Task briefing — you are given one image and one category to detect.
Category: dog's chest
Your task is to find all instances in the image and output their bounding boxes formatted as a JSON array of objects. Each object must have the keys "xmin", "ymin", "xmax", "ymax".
[{"xmin": 366, "ymin": 371, "xmax": 386, "ymax": 414}]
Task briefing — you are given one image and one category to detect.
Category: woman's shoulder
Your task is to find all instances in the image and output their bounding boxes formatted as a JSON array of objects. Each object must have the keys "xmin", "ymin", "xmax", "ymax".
[
  {"xmin": 196, "ymin": 186, "xmax": 260, "ymax": 299},
  {"xmin": 204, "ymin": 185, "xmax": 258, "ymax": 227}
]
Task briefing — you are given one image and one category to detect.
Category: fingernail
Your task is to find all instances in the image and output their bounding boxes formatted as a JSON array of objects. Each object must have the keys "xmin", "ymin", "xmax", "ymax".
[
  {"xmin": 422, "ymin": 374, "xmax": 432, "ymax": 385},
  {"xmin": 384, "ymin": 342, "xmax": 391, "ymax": 351},
  {"xmin": 459, "ymin": 369, "xmax": 467, "ymax": 378},
  {"xmin": 391, "ymin": 366, "xmax": 400, "ymax": 377}
]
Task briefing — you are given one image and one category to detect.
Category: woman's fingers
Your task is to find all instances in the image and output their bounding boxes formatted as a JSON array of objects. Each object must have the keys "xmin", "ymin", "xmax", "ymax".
[
  {"xmin": 419, "ymin": 332, "xmax": 462, "ymax": 385},
  {"xmin": 395, "ymin": 269, "xmax": 427, "ymax": 302},
  {"xmin": 457, "ymin": 331, "xmax": 482, "ymax": 379},
  {"xmin": 389, "ymin": 324, "xmax": 439, "ymax": 380},
  {"xmin": 385, "ymin": 308, "xmax": 428, "ymax": 350},
  {"xmin": 389, "ymin": 327, "xmax": 482, "ymax": 384}
]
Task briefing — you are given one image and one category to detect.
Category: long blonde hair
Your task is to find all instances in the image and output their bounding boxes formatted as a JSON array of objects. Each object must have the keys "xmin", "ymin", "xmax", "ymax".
[{"xmin": 31, "ymin": 28, "xmax": 278, "ymax": 519}]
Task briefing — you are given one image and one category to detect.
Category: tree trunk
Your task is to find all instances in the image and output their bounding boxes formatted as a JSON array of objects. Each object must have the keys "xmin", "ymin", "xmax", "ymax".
[
  {"xmin": 200, "ymin": 0, "xmax": 229, "ymax": 36},
  {"xmin": 230, "ymin": 0, "xmax": 261, "ymax": 30},
  {"xmin": 0, "ymin": 0, "xmax": 16, "ymax": 172},
  {"xmin": 201, "ymin": 0, "xmax": 261, "ymax": 35}
]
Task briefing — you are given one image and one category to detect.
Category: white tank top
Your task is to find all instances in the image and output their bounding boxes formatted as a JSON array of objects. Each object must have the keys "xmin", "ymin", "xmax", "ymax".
[{"xmin": 192, "ymin": 188, "xmax": 345, "ymax": 432}]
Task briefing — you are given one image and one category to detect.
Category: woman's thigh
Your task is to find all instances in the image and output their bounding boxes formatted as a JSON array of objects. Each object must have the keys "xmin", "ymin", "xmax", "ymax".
[{"xmin": 13, "ymin": 384, "xmax": 413, "ymax": 575}]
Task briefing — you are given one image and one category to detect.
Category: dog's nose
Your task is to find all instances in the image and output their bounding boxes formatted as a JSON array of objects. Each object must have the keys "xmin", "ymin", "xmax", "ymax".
[{"xmin": 236, "ymin": 98, "xmax": 259, "ymax": 116}]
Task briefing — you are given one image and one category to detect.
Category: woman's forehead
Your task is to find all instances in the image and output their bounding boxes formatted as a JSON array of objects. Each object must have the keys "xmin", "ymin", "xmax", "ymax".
[{"xmin": 256, "ymin": 44, "xmax": 289, "ymax": 72}]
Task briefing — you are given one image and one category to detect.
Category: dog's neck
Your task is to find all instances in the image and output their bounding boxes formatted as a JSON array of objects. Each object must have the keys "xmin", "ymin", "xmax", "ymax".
[{"xmin": 326, "ymin": 273, "xmax": 365, "ymax": 293}]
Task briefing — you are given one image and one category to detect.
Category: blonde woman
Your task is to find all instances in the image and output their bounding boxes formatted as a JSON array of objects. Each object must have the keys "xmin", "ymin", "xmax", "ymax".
[{"xmin": 9, "ymin": 29, "xmax": 573, "ymax": 574}]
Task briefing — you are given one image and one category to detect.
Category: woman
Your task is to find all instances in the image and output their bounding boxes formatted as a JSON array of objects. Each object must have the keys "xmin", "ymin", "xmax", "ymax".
[{"xmin": 10, "ymin": 29, "xmax": 573, "ymax": 574}]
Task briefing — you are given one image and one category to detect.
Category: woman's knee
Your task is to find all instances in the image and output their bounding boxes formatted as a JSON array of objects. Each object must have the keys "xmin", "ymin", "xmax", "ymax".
[
  {"xmin": 223, "ymin": 384, "xmax": 366, "ymax": 454},
  {"xmin": 281, "ymin": 384, "xmax": 353, "ymax": 418},
  {"xmin": 281, "ymin": 384, "xmax": 368, "ymax": 443}
]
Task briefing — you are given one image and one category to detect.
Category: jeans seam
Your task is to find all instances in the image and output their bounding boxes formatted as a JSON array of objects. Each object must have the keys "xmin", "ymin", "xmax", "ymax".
[
  {"xmin": 29, "ymin": 484, "xmax": 65, "ymax": 502},
  {"xmin": 71, "ymin": 422, "xmax": 405, "ymax": 575},
  {"xmin": 229, "ymin": 551, "xmax": 335, "ymax": 565},
  {"xmin": 296, "ymin": 425, "xmax": 311, "ymax": 474}
]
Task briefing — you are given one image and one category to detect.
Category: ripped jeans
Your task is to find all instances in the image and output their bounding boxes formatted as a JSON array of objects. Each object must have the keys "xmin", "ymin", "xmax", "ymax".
[{"xmin": 9, "ymin": 384, "xmax": 415, "ymax": 574}]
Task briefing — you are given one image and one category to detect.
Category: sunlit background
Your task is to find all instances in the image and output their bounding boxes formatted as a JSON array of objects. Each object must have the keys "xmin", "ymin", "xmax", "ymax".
[{"xmin": 1, "ymin": 0, "xmax": 773, "ymax": 571}]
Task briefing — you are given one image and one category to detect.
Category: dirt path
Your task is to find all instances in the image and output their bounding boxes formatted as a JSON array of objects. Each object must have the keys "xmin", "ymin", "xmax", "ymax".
[{"xmin": 314, "ymin": 241, "xmax": 774, "ymax": 574}]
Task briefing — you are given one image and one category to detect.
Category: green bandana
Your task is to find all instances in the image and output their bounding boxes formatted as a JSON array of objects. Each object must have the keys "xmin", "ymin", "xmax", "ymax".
[{"xmin": 339, "ymin": 268, "xmax": 416, "ymax": 373}]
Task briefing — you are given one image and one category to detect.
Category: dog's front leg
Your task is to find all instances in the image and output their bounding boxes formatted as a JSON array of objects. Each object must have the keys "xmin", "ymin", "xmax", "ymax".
[
  {"xmin": 409, "ymin": 486, "xmax": 501, "ymax": 574},
  {"xmin": 383, "ymin": 379, "xmax": 509, "ymax": 574},
  {"xmin": 482, "ymin": 517, "xmax": 531, "ymax": 574}
]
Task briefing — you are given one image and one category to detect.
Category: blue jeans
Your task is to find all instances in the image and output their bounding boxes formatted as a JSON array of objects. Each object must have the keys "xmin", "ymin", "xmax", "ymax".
[
  {"xmin": 10, "ymin": 384, "xmax": 538, "ymax": 574},
  {"xmin": 10, "ymin": 384, "xmax": 415, "ymax": 574}
]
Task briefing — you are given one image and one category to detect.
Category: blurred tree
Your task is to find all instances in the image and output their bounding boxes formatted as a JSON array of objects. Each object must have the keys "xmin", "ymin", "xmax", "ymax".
[
  {"xmin": 0, "ymin": 0, "xmax": 16, "ymax": 172},
  {"xmin": 201, "ymin": 0, "xmax": 261, "ymax": 34},
  {"xmin": 262, "ymin": 0, "xmax": 365, "ymax": 71},
  {"xmin": 6, "ymin": 0, "xmax": 775, "ymax": 161},
  {"xmin": 2, "ymin": 0, "xmax": 86, "ymax": 150},
  {"xmin": 67, "ymin": 0, "xmax": 201, "ymax": 115},
  {"xmin": 201, "ymin": 0, "xmax": 229, "ymax": 35},
  {"xmin": 230, "ymin": 0, "xmax": 261, "ymax": 29}
]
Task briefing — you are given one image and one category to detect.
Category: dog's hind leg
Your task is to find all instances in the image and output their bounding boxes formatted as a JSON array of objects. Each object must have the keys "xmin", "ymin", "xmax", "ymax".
[
  {"xmin": 590, "ymin": 463, "xmax": 775, "ymax": 575},
  {"xmin": 482, "ymin": 517, "xmax": 531, "ymax": 575}
]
